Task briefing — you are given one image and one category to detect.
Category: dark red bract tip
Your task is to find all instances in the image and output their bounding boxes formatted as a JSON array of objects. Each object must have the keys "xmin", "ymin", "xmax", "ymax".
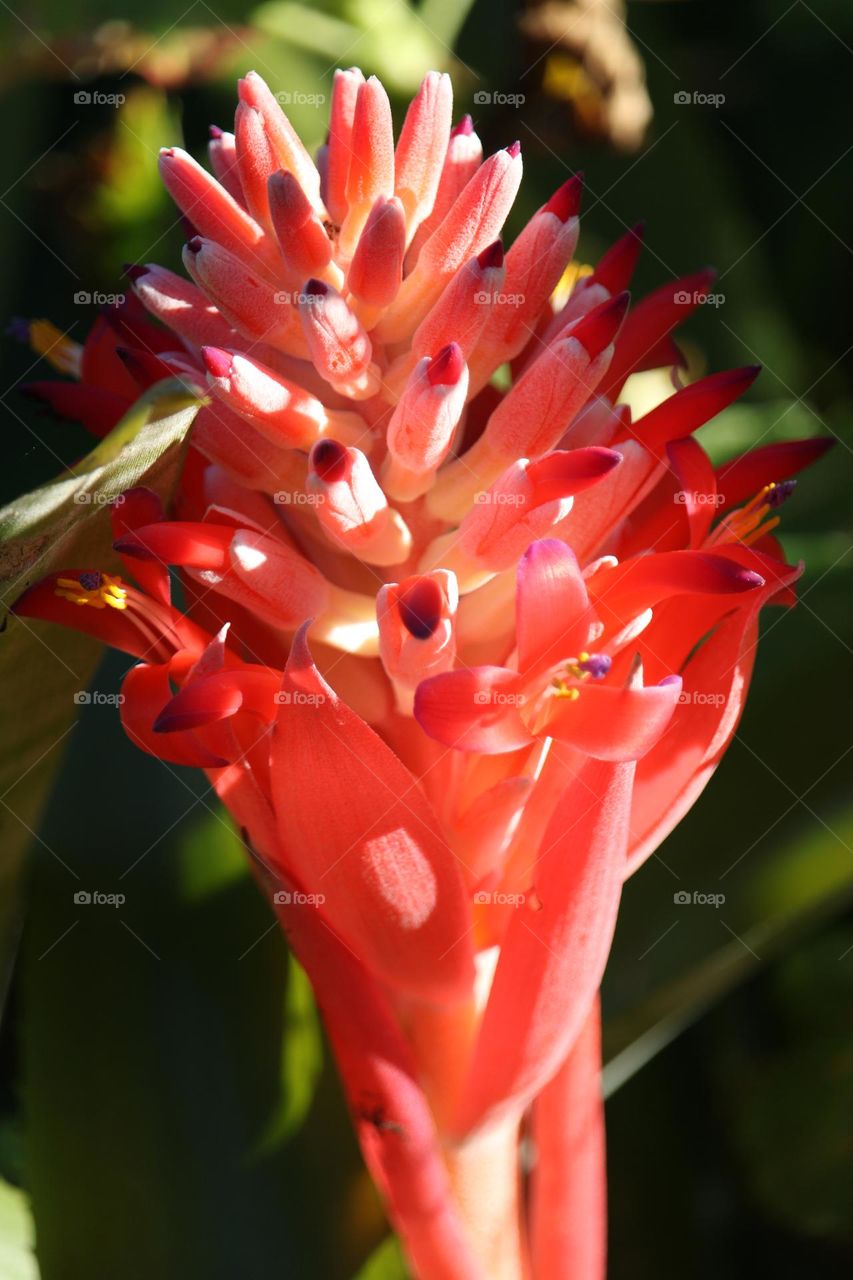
[
  {"xmin": 506, "ymin": 141, "xmax": 521, "ymax": 159},
  {"xmin": 544, "ymin": 173, "xmax": 584, "ymax": 222},
  {"xmin": 398, "ymin": 578, "xmax": 444, "ymax": 640},
  {"xmin": 303, "ymin": 278, "xmax": 329, "ymax": 301},
  {"xmin": 186, "ymin": 236, "xmax": 204, "ymax": 254},
  {"xmin": 451, "ymin": 114, "xmax": 474, "ymax": 138},
  {"xmin": 427, "ymin": 343, "xmax": 464, "ymax": 387},
  {"xmin": 201, "ymin": 346, "xmax": 234, "ymax": 380},
  {"xmin": 209, "ymin": 124, "xmax": 223, "ymax": 139},
  {"xmin": 588, "ymin": 222, "xmax": 645, "ymax": 292},
  {"xmin": 123, "ymin": 263, "xmax": 149, "ymax": 282},
  {"xmin": 310, "ymin": 439, "xmax": 349, "ymax": 483},
  {"xmin": 477, "ymin": 239, "xmax": 504, "ymax": 271},
  {"xmin": 570, "ymin": 291, "xmax": 630, "ymax": 358}
]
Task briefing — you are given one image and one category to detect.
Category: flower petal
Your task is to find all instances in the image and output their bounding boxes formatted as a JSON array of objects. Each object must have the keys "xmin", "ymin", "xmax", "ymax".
[
  {"xmin": 414, "ymin": 666, "xmax": 534, "ymax": 754},
  {"xmin": 270, "ymin": 625, "xmax": 475, "ymax": 1000}
]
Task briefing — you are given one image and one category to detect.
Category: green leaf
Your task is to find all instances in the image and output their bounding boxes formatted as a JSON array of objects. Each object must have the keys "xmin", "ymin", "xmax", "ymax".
[
  {"xmin": 0, "ymin": 382, "xmax": 201, "ymax": 1006},
  {"xmin": 352, "ymin": 1234, "xmax": 408, "ymax": 1280},
  {"xmin": 0, "ymin": 1181, "xmax": 39, "ymax": 1280}
]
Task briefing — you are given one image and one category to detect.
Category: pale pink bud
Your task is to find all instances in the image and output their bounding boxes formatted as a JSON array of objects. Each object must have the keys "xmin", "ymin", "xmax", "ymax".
[
  {"xmin": 376, "ymin": 143, "xmax": 523, "ymax": 343},
  {"xmin": 207, "ymin": 126, "xmax": 244, "ymax": 206},
  {"xmin": 393, "ymin": 71, "xmax": 453, "ymax": 241},
  {"xmin": 268, "ymin": 170, "xmax": 334, "ymax": 280},
  {"xmin": 201, "ymin": 347, "xmax": 368, "ymax": 451},
  {"xmin": 340, "ymin": 77, "xmax": 395, "ymax": 254},
  {"xmin": 323, "ymin": 67, "xmax": 364, "ymax": 226},
  {"xmin": 158, "ymin": 147, "xmax": 278, "ymax": 279},
  {"xmin": 238, "ymin": 72, "xmax": 323, "ymax": 213},
  {"xmin": 307, "ymin": 440, "xmax": 412, "ymax": 566},
  {"xmin": 234, "ymin": 101, "xmax": 280, "ymax": 228},
  {"xmin": 428, "ymin": 294, "xmax": 628, "ymax": 521},
  {"xmin": 183, "ymin": 237, "xmax": 308, "ymax": 358},
  {"xmin": 297, "ymin": 279, "xmax": 379, "ymax": 399},
  {"xmin": 377, "ymin": 572, "xmax": 458, "ymax": 696},
  {"xmin": 347, "ymin": 196, "xmax": 406, "ymax": 307},
  {"xmin": 407, "ymin": 115, "xmax": 483, "ymax": 265},
  {"xmin": 383, "ymin": 344, "xmax": 468, "ymax": 501},
  {"xmin": 467, "ymin": 175, "xmax": 583, "ymax": 395},
  {"xmin": 128, "ymin": 263, "xmax": 238, "ymax": 351}
]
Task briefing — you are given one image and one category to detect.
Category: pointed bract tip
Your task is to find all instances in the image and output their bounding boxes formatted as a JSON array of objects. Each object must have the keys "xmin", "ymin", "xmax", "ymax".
[
  {"xmin": 123, "ymin": 263, "xmax": 149, "ymax": 282},
  {"xmin": 201, "ymin": 346, "xmax": 234, "ymax": 380},
  {"xmin": 186, "ymin": 236, "xmax": 204, "ymax": 254},
  {"xmin": 159, "ymin": 147, "xmax": 176, "ymax": 159},
  {"xmin": 544, "ymin": 172, "xmax": 584, "ymax": 222},
  {"xmin": 452, "ymin": 113, "xmax": 474, "ymax": 138},
  {"xmin": 506, "ymin": 141, "xmax": 522, "ymax": 158},
  {"xmin": 476, "ymin": 239, "xmax": 504, "ymax": 271},
  {"xmin": 427, "ymin": 343, "xmax": 464, "ymax": 387},
  {"xmin": 570, "ymin": 290, "xmax": 630, "ymax": 358},
  {"xmin": 309, "ymin": 439, "xmax": 349, "ymax": 483},
  {"xmin": 209, "ymin": 124, "xmax": 223, "ymax": 139}
]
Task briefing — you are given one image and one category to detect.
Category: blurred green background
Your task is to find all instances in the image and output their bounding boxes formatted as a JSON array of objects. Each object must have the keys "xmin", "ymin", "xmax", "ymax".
[{"xmin": 0, "ymin": 1, "xmax": 851, "ymax": 1276}]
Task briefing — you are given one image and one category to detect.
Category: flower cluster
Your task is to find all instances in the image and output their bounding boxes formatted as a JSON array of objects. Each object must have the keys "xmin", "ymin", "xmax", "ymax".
[{"xmin": 15, "ymin": 69, "xmax": 828, "ymax": 1279}]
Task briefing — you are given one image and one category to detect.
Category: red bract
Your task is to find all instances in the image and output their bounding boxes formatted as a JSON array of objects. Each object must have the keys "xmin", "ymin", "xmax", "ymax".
[{"xmin": 13, "ymin": 68, "xmax": 829, "ymax": 1280}]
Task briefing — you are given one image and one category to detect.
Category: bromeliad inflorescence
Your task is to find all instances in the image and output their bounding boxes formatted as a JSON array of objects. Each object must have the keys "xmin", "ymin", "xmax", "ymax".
[{"xmin": 13, "ymin": 67, "xmax": 830, "ymax": 1280}]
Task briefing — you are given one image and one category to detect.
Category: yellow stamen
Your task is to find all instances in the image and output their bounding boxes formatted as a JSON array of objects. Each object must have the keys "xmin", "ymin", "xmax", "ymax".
[
  {"xmin": 551, "ymin": 261, "xmax": 594, "ymax": 311},
  {"xmin": 28, "ymin": 320, "xmax": 83, "ymax": 378},
  {"xmin": 708, "ymin": 484, "xmax": 783, "ymax": 549},
  {"xmin": 55, "ymin": 574, "xmax": 128, "ymax": 611}
]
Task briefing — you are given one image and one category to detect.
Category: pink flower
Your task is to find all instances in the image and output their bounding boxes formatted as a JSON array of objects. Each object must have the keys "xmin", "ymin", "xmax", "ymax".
[{"xmin": 14, "ymin": 68, "xmax": 830, "ymax": 1279}]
